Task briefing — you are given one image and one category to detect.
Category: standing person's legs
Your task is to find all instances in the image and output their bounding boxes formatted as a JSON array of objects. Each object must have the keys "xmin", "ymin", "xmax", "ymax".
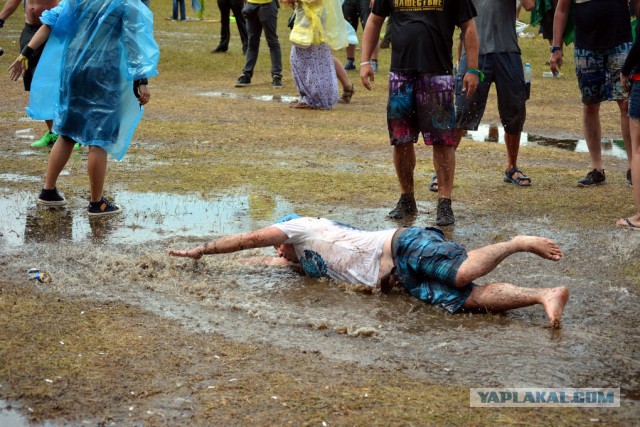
[
  {"xmin": 334, "ymin": 56, "xmax": 356, "ymax": 103},
  {"xmin": 494, "ymin": 52, "xmax": 530, "ymax": 186},
  {"xmin": 416, "ymin": 74, "xmax": 457, "ymax": 225},
  {"xmin": 259, "ymin": 0, "xmax": 282, "ymax": 79},
  {"xmin": 342, "ymin": 0, "xmax": 359, "ymax": 70},
  {"xmin": 88, "ymin": 146, "xmax": 108, "ymax": 203},
  {"xmin": 172, "ymin": 0, "xmax": 178, "ymax": 19},
  {"xmin": 608, "ymin": 42, "xmax": 634, "ymax": 176},
  {"xmin": 179, "ymin": 0, "xmax": 186, "ymax": 20},
  {"xmin": 231, "ymin": 0, "xmax": 249, "ymax": 53},
  {"xmin": 43, "ymin": 136, "xmax": 76, "ymax": 190},
  {"xmin": 240, "ymin": 6, "xmax": 263, "ymax": 81},
  {"xmin": 583, "ymin": 101, "xmax": 603, "ymax": 170},
  {"xmin": 214, "ymin": 0, "xmax": 231, "ymax": 52},
  {"xmin": 617, "ymin": 82, "xmax": 640, "ymax": 228},
  {"xmin": 387, "ymin": 72, "xmax": 418, "ymax": 220}
]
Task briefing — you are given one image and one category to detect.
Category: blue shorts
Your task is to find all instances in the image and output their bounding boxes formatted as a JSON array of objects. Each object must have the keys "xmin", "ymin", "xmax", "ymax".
[
  {"xmin": 387, "ymin": 72, "xmax": 457, "ymax": 146},
  {"xmin": 574, "ymin": 42, "xmax": 631, "ymax": 104},
  {"xmin": 393, "ymin": 227, "xmax": 474, "ymax": 313},
  {"xmin": 455, "ymin": 52, "xmax": 527, "ymax": 135},
  {"xmin": 628, "ymin": 81, "xmax": 640, "ymax": 120}
]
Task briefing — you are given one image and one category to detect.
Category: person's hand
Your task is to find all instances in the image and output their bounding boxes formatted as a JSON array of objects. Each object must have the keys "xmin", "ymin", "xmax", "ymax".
[
  {"xmin": 550, "ymin": 50, "xmax": 562, "ymax": 74},
  {"xmin": 621, "ymin": 74, "xmax": 630, "ymax": 93},
  {"xmin": 8, "ymin": 55, "xmax": 27, "ymax": 81},
  {"xmin": 137, "ymin": 84, "xmax": 150, "ymax": 105},
  {"xmin": 166, "ymin": 246, "xmax": 205, "ymax": 259},
  {"xmin": 462, "ymin": 72, "xmax": 479, "ymax": 98},
  {"xmin": 360, "ymin": 63, "xmax": 374, "ymax": 91}
]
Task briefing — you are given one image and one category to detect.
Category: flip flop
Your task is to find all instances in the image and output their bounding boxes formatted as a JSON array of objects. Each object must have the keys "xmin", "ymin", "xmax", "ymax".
[
  {"xmin": 429, "ymin": 174, "xmax": 438, "ymax": 192},
  {"xmin": 504, "ymin": 167, "xmax": 531, "ymax": 187},
  {"xmin": 617, "ymin": 217, "xmax": 640, "ymax": 230}
]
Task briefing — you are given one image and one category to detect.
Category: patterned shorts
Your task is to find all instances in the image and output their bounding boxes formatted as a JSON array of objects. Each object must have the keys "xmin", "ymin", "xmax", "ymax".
[
  {"xmin": 393, "ymin": 227, "xmax": 474, "ymax": 313},
  {"xmin": 574, "ymin": 42, "xmax": 632, "ymax": 104},
  {"xmin": 386, "ymin": 72, "xmax": 456, "ymax": 146}
]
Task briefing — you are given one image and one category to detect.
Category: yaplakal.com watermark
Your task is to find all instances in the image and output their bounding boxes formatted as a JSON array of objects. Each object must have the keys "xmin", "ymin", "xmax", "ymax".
[{"xmin": 470, "ymin": 388, "xmax": 620, "ymax": 408}]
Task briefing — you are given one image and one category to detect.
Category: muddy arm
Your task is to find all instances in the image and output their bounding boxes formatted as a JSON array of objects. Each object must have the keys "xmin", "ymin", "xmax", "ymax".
[{"xmin": 167, "ymin": 226, "xmax": 289, "ymax": 260}]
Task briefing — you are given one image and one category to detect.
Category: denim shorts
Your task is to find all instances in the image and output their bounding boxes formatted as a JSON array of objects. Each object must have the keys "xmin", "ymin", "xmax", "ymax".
[
  {"xmin": 455, "ymin": 52, "xmax": 527, "ymax": 135},
  {"xmin": 393, "ymin": 227, "xmax": 474, "ymax": 313},
  {"xmin": 387, "ymin": 72, "xmax": 457, "ymax": 146},
  {"xmin": 628, "ymin": 81, "xmax": 640, "ymax": 120},
  {"xmin": 574, "ymin": 42, "xmax": 631, "ymax": 104}
]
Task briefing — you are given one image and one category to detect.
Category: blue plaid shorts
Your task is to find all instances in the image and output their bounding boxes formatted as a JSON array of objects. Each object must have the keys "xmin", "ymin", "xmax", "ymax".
[{"xmin": 393, "ymin": 227, "xmax": 474, "ymax": 313}]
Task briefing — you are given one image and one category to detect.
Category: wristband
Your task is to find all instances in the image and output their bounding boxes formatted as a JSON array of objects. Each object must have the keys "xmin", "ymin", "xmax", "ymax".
[
  {"xmin": 0, "ymin": 18, "xmax": 5, "ymax": 28},
  {"xmin": 550, "ymin": 46, "xmax": 562, "ymax": 53},
  {"xmin": 20, "ymin": 45, "xmax": 35, "ymax": 60},
  {"xmin": 17, "ymin": 54, "xmax": 29, "ymax": 70},
  {"xmin": 466, "ymin": 68, "xmax": 485, "ymax": 82},
  {"xmin": 360, "ymin": 61, "xmax": 371, "ymax": 67}
]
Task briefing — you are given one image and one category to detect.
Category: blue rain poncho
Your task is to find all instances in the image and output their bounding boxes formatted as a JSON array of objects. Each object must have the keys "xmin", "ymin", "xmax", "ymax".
[{"xmin": 26, "ymin": 0, "xmax": 160, "ymax": 160}]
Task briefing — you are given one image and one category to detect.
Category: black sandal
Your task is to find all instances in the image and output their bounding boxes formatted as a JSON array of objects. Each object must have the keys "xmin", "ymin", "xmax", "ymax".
[
  {"xmin": 503, "ymin": 167, "xmax": 531, "ymax": 187},
  {"xmin": 429, "ymin": 174, "xmax": 438, "ymax": 192}
]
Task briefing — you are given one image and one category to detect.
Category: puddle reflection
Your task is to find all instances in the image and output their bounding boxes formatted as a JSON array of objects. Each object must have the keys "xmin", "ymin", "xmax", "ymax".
[
  {"xmin": 464, "ymin": 124, "xmax": 627, "ymax": 159},
  {"xmin": 198, "ymin": 91, "xmax": 299, "ymax": 104},
  {"xmin": 0, "ymin": 191, "xmax": 293, "ymax": 246},
  {"xmin": 0, "ymin": 400, "xmax": 31, "ymax": 427}
]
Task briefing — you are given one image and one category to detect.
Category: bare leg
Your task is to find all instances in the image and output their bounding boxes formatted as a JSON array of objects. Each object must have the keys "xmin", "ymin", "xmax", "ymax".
[
  {"xmin": 617, "ymin": 99, "xmax": 632, "ymax": 170},
  {"xmin": 88, "ymin": 146, "xmax": 108, "ymax": 202},
  {"xmin": 44, "ymin": 136, "xmax": 76, "ymax": 189},
  {"xmin": 617, "ymin": 117, "xmax": 640, "ymax": 227},
  {"xmin": 432, "ymin": 145, "xmax": 455, "ymax": 199},
  {"xmin": 463, "ymin": 282, "xmax": 570, "ymax": 328},
  {"xmin": 394, "ymin": 143, "xmax": 416, "ymax": 194},
  {"xmin": 455, "ymin": 236, "xmax": 563, "ymax": 286},
  {"xmin": 583, "ymin": 102, "xmax": 603, "ymax": 172},
  {"xmin": 333, "ymin": 56, "xmax": 351, "ymax": 90}
]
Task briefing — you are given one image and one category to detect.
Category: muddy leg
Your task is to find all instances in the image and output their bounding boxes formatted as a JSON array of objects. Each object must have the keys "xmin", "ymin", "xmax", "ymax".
[
  {"xmin": 463, "ymin": 282, "xmax": 569, "ymax": 328},
  {"xmin": 455, "ymin": 236, "xmax": 563, "ymax": 287}
]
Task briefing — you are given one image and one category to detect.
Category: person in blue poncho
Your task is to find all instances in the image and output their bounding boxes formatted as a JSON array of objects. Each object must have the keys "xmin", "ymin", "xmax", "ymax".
[{"xmin": 8, "ymin": 0, "xmax": 160, "ymax": 216}]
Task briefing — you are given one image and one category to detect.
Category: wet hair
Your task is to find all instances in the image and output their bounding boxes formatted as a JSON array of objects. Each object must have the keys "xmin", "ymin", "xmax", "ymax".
[{"xmin": 274, "ymin": 213, "xmax": 301, "ymax": 224}]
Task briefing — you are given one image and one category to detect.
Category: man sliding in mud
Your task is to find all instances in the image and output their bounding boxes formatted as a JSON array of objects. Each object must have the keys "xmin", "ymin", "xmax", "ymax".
[{"xmin": 167, "ymin": 215, "xmax": 569, "ymax": 328}]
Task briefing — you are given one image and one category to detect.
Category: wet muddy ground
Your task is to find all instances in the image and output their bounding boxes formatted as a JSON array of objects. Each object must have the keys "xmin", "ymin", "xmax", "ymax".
[{"xmin": 2, "ymin": 5, "xmax": 640, "ymax": 425}]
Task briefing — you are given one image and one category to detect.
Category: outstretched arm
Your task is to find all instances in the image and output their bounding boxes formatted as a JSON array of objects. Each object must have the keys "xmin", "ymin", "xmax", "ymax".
[
  {"xmin": 8, "ymin": 24, "xmax": 51, "ymax": 80},
  {"xmin": 166, "ymin": 226, "xmax": 289, "ymax": 260},
  {"xmin": 0, "ymin": 0, "xmax": 22, "ymax": 23}
]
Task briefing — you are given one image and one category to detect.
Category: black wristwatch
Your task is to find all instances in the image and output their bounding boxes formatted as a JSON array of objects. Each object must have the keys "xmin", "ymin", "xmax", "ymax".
[{"xmin": 550, "ymin": 46, "xmax": 562, "ymax": 53}]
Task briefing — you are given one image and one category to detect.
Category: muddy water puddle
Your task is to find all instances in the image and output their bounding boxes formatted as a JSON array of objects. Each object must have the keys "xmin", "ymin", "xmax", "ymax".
[
  {"xmin": 1, "ymin": 190, "xmax": 639, "ymax": 412},
  {"xmin": 466, "ymin": 124, "xmax": 628, "ymax": 159}
]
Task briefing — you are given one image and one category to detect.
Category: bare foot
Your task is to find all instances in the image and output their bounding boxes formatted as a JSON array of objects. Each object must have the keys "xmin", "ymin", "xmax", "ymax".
[
  {"xmin": 541, "ymin": 286, "xmax": 569, "ymax": 328},
  {"xmin": 512, "ymin": 236, "xmax": 563, "ymax": 261},
  {"xmin": 616, "ymin": 215, "xmax": 640, "ymax": 229}
]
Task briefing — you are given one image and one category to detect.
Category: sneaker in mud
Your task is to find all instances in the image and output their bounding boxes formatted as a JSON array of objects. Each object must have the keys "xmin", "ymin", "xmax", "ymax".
[
  {"xmin": 88, "ymin": 197, "xmax": 122, "ymax": 217},
  {"xmin": 577, "ymin": 168, "xmax": 605, "ymax": 187},
  {"xmin": 31, "ymin": 131, "xmax": 58, "ymax": 148},
  {"xmin": 36, "ymin": 187, "xmax": 68, "ymax": 207},
  {"xmin": 435, "ymin": 198, "xmax": 455, "ymax": 226},
  {"xmin": 387, "ymin": 193, "xmax": 418, "ymax": 220},
  {"xmin": 235, "ymin": 74, "xmax": 251, "ymax": 87},
  {"xmin": 344, "ymin": 60, "xmax": 356, "ymax": 71},
  {"xmin": 272, "ymin": 75, "xmax": 282, "ymax": 88}
]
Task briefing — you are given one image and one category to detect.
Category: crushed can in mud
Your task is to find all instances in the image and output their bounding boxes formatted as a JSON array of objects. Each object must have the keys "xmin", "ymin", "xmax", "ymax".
[{"xmin": 27, "ymin": 268, "xmax": 52, "ymax": 283}]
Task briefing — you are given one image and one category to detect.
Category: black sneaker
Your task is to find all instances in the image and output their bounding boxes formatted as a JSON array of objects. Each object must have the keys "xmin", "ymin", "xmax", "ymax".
[
  {"xmin": 344, "ymin": 60, "xmax": 356, "ymax": 71},
  {"xmin": 387, "ymin": 193, "xmax": 418, "ymax": 220},
  {"xmin": 272, "ymin": 75, "xmax": 282, "ymax": 88},
  {"xmin": 235, "ymin": 74, "xmax": 251, "ymax": 87},
  {"xmin": 577, "ymin": 169, "xmax": 605, "ymax": 187},
  {"xmin": 210, "ymin": 46, "xmax": 227, "ymax": 54},
  {"xmin": 435, "ymin": 198, "xmax": 455, "ymax": 226},
  {"xmin": 37, "ymin": 188, "xmax": 68, "ymax": 207},
  {"xmin": 88, "ymin": 197, "xmax": 122, "ymax": 217}
]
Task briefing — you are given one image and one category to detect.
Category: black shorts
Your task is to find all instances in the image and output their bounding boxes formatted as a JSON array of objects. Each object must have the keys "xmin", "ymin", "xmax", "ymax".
[{"xmin": 19, "ymin": 23, "xmax": 47, "ymax": 91}]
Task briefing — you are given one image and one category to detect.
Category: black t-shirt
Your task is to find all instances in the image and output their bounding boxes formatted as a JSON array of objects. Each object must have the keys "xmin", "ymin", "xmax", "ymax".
[
  {"xmin": 372, "ymin": 0, "xmax": 476, "ymax": 74},
  {"xmin": 574, "ymin": 0, "xmax": 631, "ymax": 50}
]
